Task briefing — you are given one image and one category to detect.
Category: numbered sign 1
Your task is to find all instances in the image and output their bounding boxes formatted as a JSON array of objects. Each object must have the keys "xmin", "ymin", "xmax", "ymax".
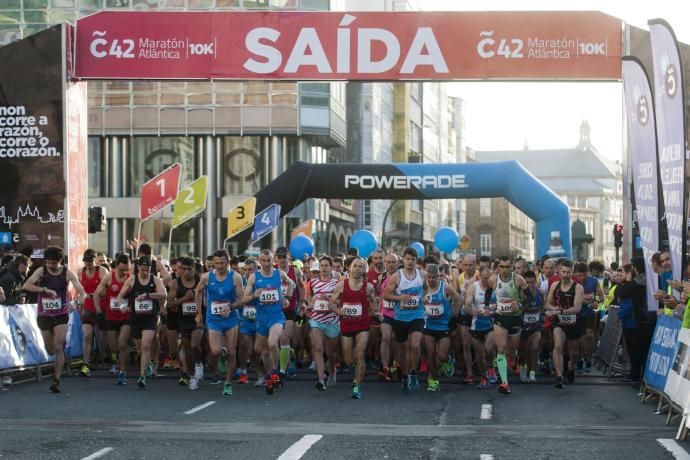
[
  {"xmin": 251, "ymin": 204, "xmax": 281, "ymax": 242},
  {"xmin": 140, "ymin": 163, "xmax": 182, "ymax": 221},
  {"xmin": 227, "ymin": 197, "xmax": 257, "ymax": 240},
  {"xmin": 172, "ymin": 175, "xmax": 208, "ymax": 228}
]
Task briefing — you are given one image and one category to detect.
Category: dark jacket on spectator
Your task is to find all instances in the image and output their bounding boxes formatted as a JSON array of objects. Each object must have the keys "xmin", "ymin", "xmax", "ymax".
[
  {"xmin": 617, "ymin": 273, "xmax": 650, "ymax": 326},
  {"xmin": 0, "ymin": 264, "xmax": 25, "ymax": 305}
]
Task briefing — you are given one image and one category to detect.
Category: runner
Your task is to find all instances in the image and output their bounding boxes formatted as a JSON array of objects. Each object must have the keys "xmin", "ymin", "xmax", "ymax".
[
  {"xmin": 366, "ymin": 250, "xmax": 385, "ymax": 378},
  {"xmin": 166, "ymin": 257, "xmax": 201, "ymax": 388},
  {"xmin": 576, "ymin": 262, "xmax": 604, "ymax": 374},
  {"xmin": 545, "ymin": 260, "xmax": 584, "ymax": 389},
  {"xmin": 275, "ymin": 246, "xmax": 304, "ymax": 380},
  {"xmin": 93, "ymin": 253, "xmax": 131, "ymax": 385},
  {"xmin": 518, "ymin": 270, "xmax": 543, "ymax": 383},
  {"xmin": 456, "ymin": 255, "xmax": 480, "ymax": 384},
  {"xmin": 238, "ymin": 258, "xmax": 263, "ymax": 386},
  {"xmin": 378, "ymin": 253, "xmax": 399, "ymax": 382},
  {"xmin": 194, "ymin": 249, "xmax": 244, "ymax": 396},
  {"xmin": 464, "ymin": 265, "xmax": 496, "ymax": 389},
  {"xmin": 329, "ymin": 257, "xmax": 378, "ymax": 399},
  {"xmin": 489, "ymin": 256, "xmax": 530, "ymax": 395},
  {"xmin": 241, "ymin": 249, "xmax": 293, "ymax": 395},
  {"xmin": 306, "ymin": 257, "xmax": 339, "ymax": 391},
  {"xmin": 23, "ymin": 246, "xmax": 86, "ymax": 393},
  {"xmin": 422, "ymin": 264, "xmax": 461, "ymax": 392},
  {"xmin": 383, "ymin": 246, "xmax": 427, "ymax": 394},
  {"xmin": 116, "ymin": 256, "xmax": 167, "ymax": 390},
  {"xmin": 77, "ymin": 249, "xmax": 109, "ymax": 377}
]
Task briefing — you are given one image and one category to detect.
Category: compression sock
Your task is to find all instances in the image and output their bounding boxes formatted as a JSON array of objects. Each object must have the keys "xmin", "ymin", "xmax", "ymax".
[
  {"xmin": 496, "ymin": 354, "xmax": 508, "ymax": 385},
  {"xmin": 279, "ymin": 345, "xmax": 291, "ymax": 373}
]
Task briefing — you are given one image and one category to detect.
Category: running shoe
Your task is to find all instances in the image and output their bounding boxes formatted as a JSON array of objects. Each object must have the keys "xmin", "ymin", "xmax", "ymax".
[
  {"xmin": 238, "ymin": 373, "xmax": 249, "ymax": 385},
  {"xmin": 528, "ymin": 371, "xmax": 537, "ymax": 384},
  {"xmin": 173, "ymin": 358, "xmax": 181, "ymax": 370},
  {"xmin": 232, "ymin": 368, "xmax": 243, "ymax": 380},
  {"xmin": 378, "ymin": 368, "xmax": 391, "ymax": 383},
  {"xmin": 443, "ymin": 361, "xmax": 455, "ymax": 377},
  {"xmin": 308, "ymin": 361, "xmax": 317, "ymax": 371},
  {"xmin": 566, "ymin": 368, "xmax": 576, "ymax": 384},
  {"xmin": 401, "ymin": 376, "xmax": 410, "ymax": 394},
  {"xmin": 109, "ymin": 364, "xmax": 119, "ymax": 375},
  {"xmin": 409, "ymin": 373, "xmax": 420, "ymax": 391},
  {"xmin": 189, "ymin": 377, "xmax": 199, "ymax": 390},
  {"xmin": 390, "ymin": 361, "xmax": 398, "ymax": 376},
  {"xmin": 351, "ymin": 384, "xmax": 362, "ymax": 399},
  {"xmin": 79, "ymin": 364, "xmax": 91, "ymax": 377},
  {"xmin": 427, "ymin": 378, "xmax": 440, "ymax": 392},
  {"xmin": 287, "ymin": 364, "xmax": 297, "ymax": 377},
  {"xmin": 326, "ymin": 369, "xmax": 337, "ymax": 387},
  {"xmin": 487, "ymin": 368, "xmax": 498, "ymax": 385},
  {"xmin": 509, "ymin": 359, "xmax": 519, "ymax": 375},
  {"xmin": 49, "ymin": 379, "xmax": 60, "ymax": 393},
  {"xmin": 463, "ymin": 373, "xmax": 474, "ymax": 385},
  {"xmin": 498, "ymin": 383, "xmax": 511, "ymax": 395},
  {"xmin": 137, "ymin": 376, "xmax": 146, "ymax": 389},
  {"xmin": 117, "ymin": 371, "xmax": 127, "ymax": 385},
  {"xmin": 218, "ymin": 349, "xmax": 228, "ymax": 374},
  {"xmin": 178, "ymin": 374, "xmax": 189, "ymax": 386},
  {"xmin": 265, "ymin": 374, "xmax": 278, "ymax": 395},
  {"xmin": 254, "ymin": 376, "xmax": 265, "ymax": 387},
  {"xmin": 541, "ymin": 360, "xmax": 552, "ymax": 375},
  {"xmin": 162, "ymin": 356, "xmax": 173, "ymax": 369},
  {"xmin": 585, "ymin": 360, "xmax": 592, "ymax": 373},
  {"xmin": 223, "ymin": 382, "xmax": 233, "ymax": 396},
  {"xmin": 194, "ymin": 362, "xmax": 204, "ymax": 381},
  {"xmin": 477, "ymin": 377, "xmax": 489, "ymax": 390},
  {"xmin": 519, "ymin": 365, "xmax": 528, "ymax": 383},
  {"xmin": 145, "ymin": 362, "xmax": 156, "ymax": 378},
  {"xmin": 315, "ymin": 381, "xmax": 326, "ymax": 392},
  {"xmin": 576, "ymin": 359, "xmax": 584, "ymax": 375},
  {"xmin": 555, "ymin": 376, "xmax": 565, "ymax": 389},
  {"xmin": 210, "ymin": 374, "xmax": 224, "ymax": 385}
]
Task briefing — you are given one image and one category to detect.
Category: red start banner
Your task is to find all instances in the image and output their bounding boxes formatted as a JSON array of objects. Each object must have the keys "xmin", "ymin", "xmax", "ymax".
[{"xmin": 74, "ymin": 11, "xmax": 623, "ymax": 81}]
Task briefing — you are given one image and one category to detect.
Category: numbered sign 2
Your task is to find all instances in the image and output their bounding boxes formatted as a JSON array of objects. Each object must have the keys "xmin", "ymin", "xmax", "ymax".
[{"xmin": 140, "ymin": 163, "xmax": 182, "ymax": 221}]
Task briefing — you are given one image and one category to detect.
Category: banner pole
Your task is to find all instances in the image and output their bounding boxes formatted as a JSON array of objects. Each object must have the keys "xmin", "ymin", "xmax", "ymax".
[
  {"xmin": 136, "ymin": 220, "xmax": 143, "ymax": 258},
  {"xmin": 167, "ymin": 227, "xmax": 174, "ymax": 261}
]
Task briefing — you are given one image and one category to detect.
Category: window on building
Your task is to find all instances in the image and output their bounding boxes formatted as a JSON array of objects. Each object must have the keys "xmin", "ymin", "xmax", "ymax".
[
  {"xmin": 480, "ymin": 198, "xmax": 491, "ymax": 217},
  {"xmin": 127, "ymin": 137, "xmax": 195, "ymax": 197},
  {"xmin": 222, "ymin": 136, "xmax": 263, "ymax": 195},
  {"xmin": 480, "ymin": 234, "xmax": 492, "ymax": 256},
  {"xmin": 409, "ymin": 121, "xmax": 421, "ymax": 154}
]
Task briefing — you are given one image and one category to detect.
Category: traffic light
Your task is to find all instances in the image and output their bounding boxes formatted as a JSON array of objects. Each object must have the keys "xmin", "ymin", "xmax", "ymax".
[
  {"xmin": 88, "ymin": 206, "xmax": 106, "ymax": 233},
  {"xmin": 613, "ymin": 223, "xmax": 623, "ymax": 248}
]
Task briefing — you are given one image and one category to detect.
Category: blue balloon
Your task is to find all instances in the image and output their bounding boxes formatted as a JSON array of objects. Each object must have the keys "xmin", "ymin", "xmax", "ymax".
[
  {"xmin": 410, "ymin": 241, "xmax": 425, "ymax": 258},
  {"xmin": 349, "ymin": 230, "xmax": 378, "ymax": 258},
  {"xmin": 434, "ymin": 226, "xmax": 459, "ymax": 253},
  {"xmin": 289, "ymin": 235, "xmax": 314, "ymax": 260}
]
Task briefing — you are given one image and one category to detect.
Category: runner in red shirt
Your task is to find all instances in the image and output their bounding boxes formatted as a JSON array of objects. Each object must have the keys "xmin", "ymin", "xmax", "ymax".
[
  {"xmin": 77, "ymin": 249, "xmax": 109, "ymax": 377},
  {"xmin": 329, "ymin": 257, "xmax": 379, "ymax": 399}
]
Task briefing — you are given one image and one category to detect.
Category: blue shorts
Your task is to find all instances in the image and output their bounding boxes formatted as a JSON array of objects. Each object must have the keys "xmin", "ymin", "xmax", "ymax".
[
  {"xmin": 240, "ymin": 318, "xmax": 256, "ymax": 336},
  {"xmin": 256, "ymin": 310, "xmax": 286, "ymax": 337},
  {"xmin": 308, "ymin": 319, "xmax": 340, "ymax": 339},
  {"xmin": 206, "ymin": 312, "xmax": 239, "ymax": 334}
]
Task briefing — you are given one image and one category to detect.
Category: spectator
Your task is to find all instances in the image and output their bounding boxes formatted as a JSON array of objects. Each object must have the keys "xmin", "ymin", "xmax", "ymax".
[{"xmin": 0, "ymin": 254, "xmax": 30, "ymax": 305}]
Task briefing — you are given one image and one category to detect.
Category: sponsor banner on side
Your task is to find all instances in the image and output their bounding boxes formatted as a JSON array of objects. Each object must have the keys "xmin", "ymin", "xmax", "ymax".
[{"xmin": 644, "ymin": 315, "xmax": 681, "ymax": 392}]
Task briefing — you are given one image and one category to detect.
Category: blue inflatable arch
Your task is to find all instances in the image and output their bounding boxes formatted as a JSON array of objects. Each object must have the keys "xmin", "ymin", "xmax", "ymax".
[{"xmin": 239, "ymin": 161, "xmax": 571, "ymax": 258}]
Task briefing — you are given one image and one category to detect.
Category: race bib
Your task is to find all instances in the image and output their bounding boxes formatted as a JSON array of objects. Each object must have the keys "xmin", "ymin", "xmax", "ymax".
[
  {"xmin": 211, "ymin": 301, "xmax": 229, "ymax": 315},
  {"xmin": 496, "ymin": 301, "xmax": 513, "ymax": 314},
  {"xmin": 109, "ymin": 298, "xmax": 127, "ymax": 312},
  {"xmin": 382, "ymin": 299, "xmax": 396, "ymax": 310},
  {"xmin": 313, "ymin": 297, "xmax": 330, "ymax": 311},
  {"xmin": 400, "ymin": 296, "xmax": 419, "ymax": 310},
  {"xmin": 343, "ymin": 302, "xmax": 363, "ymax": 317},
  {"xmin": 281, "ymin": 284, "xmax": 289, "ymax": 297},
  {"xmin": 558, "ymin": 314, "xmax": 577, "ymax": 324},
  {"xmin": 181, "ymin": 301, "xmax": 198, "ymax": 316},
  {"xmin": 523, "ymin": 312, "xmax": 540, "ymax": 324},
  {"xmin": 243, "ymin": 306, "xmax": 256, "ymax": 321},
  {"xmin": 134, "ymin": 299, "xmax": 153, "ymax": 314},
  {"xmin": 259, "ymin": 288, "xmax": 279, "ymax": 305},
  {"xmin": 42, "ymin": 297, "xmax": 62, "ymax": 312},
  {"xmin": 424, "ymin": 303, "xmax": 444, "ymax": 318}
]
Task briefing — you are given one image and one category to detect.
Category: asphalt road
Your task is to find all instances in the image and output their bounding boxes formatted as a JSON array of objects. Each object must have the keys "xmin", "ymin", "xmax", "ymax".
[{"xmin": 0, "ymin": 369, "xmax": 686, "ymax": 460}]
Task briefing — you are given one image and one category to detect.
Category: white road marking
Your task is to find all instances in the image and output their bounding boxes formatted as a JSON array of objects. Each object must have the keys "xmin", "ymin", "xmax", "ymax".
[
  {"xmin": 81, "ymin": 447, "xmax": 114, "ymax": 460},
  {"xmin": 480, "ymin": 455, "xmax": 494, "ymax": 460},
  {"xmin": 657, "ymin": 439, "xmax": 690, "ymax": 459},
  {"xmin": 277, "ymin": 434, "xmax": 323, "ymax": 460},
  {"xmin": 184, "ymin": 400, "xmax": 216, "ymax": 415},
  {"xmin": 480, "ymin": 404, "xmax": 493, "ymax": 420}
]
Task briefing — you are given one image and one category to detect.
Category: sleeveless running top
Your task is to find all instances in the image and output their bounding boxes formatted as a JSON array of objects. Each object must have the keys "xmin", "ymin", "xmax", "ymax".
[
  {"xmin": 206, "ymin": 270, "xmax": 239, "ymax": 321},
  {"xmin": 176, "ymin": 275, "xmax": 200, "ymax": 318},
  {"xmin": 394, "ymin": 268, "xmax": 424, "ymax": 322},
  {"xmin": 380, "ymin": 273, "xmax": 396, "ymax": 319},
  {"xmin": 81, "ymin": 267, "xmax": 106, "ymax": 313},
  {"xmin": 37, "ymin": 266, "xmax": 69, "ymax": 317},
  {"xmin": 310, "ymin": 277, "xmax": 339, "ymax": 325},
  {"xmin": 130, "ymin": 274, "xmax": 158, "ymax": 317},
  {"xmin": 254, "ymin": 269, "xmax": 283, "ymax": 317},
  {"xmin": 471, "ymin": 280, "xmax": 493, "ymax": 332},
  {"xmin": 106, "ymin": 271, "xmax": 131, "ymax": 321},
  {"xmin": 495, "ymin": 272, "xmax": 521, "ymax": 317},
  {"xmin": 423, "ymin": 281, "xmax": 452, "ymax": 331},
  {"xmin": 522, "ymin": 288, "xmax": 543, "ymax": 328},
  {"xmin": 340, "ymin": 278, "xmax": 370, "ymax": 334},
  {"xmin": 553, "ymin": 280, "xmax": 577, "ymax": 326},
  {"xmin": 281, "ymin": 265, "xmax": 298, "ymax": 312}
]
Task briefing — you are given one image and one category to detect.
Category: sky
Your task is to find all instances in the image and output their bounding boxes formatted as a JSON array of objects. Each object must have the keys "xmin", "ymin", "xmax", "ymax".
[{"xmin": 421, "ymin": 0, "xmax": 689, "ymax": 162}]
